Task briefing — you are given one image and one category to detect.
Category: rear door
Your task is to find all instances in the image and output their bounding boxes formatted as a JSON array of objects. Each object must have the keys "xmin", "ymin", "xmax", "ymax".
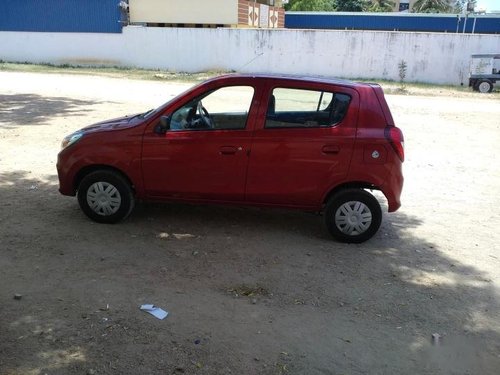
[{"xmin": 245, "ymin": 81, "xmax": 359, "ymax": 208}]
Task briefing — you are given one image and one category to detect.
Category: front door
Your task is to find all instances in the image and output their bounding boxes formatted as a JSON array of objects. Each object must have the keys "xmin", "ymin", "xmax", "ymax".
[{"xmin": 141, "ymin": 85, "xmax": 256, "ymax": 202}]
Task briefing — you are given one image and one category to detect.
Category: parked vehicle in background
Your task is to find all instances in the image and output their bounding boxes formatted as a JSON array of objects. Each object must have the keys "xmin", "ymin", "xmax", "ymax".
[
  {"xmin": 469, "ymin": 53, "xmax": 500, "ymax": 93},
  {"xmin": 57, "ymin": 74, "xmax": 404, "ymax": 243}
]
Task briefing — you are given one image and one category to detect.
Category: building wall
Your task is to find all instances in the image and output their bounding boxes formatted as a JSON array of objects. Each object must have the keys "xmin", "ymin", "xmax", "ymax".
[
  {"xmin": 129, "ymin": 0, "xmax": 239, "ymax": 25},
  {"xmin": 129, "ymin": 0, "xmax": 284, "ymax": 28},
  {"xmin": 239, "ymin": 0, "xmax": 285, "ymax": 28},
  {"xmin": 1, "ymin": 27, "xmax": 499, "ymax": 85},
  {"xmin": 0, "ymin": 0, "xmax": 122, "ymax": 33},
  {"xmin": 394, "ymin": 0, "xmax": 417, "ymax": 12}
]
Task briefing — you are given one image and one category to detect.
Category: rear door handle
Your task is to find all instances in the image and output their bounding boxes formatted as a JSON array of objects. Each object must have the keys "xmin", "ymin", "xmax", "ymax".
[
  {"xmin": 322, "ymin": 145, "xmax": 340, "ymax": 154},
  {"xmin": 219, "ymin": 146, "xmax": 241, "ymax": 155}
]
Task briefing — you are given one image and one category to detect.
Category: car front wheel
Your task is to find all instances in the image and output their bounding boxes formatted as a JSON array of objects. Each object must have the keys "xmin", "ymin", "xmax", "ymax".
[
  {"xmin": 77, "ymin": 170, "xmax": 135, "ymax": 223},
  {"xmin": 325, "ymin": 189, "xmax": 382, "ymax": 243}
]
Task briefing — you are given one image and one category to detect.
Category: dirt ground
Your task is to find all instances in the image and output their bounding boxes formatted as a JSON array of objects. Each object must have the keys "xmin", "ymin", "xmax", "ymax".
[{"xmin": 1, "ymin": 71, "xmax": 500, "ymax": 375}]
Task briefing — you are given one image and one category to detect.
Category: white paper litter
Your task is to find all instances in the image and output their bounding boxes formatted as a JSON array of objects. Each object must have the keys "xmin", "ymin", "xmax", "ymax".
[{"xmin": 140, "ymin": 304, "xmax": 169, "ymax": 320}]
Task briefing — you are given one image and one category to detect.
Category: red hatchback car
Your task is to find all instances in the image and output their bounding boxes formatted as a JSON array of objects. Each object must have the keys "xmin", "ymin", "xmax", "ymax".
[{"xmin": 57, "ymin": 74, "xmax": 404, "ymax": 243}]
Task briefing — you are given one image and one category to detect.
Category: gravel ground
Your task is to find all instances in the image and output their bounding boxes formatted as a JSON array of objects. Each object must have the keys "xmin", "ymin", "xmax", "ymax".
[{"xmin": 1, "ymin": 71, "xmax": 500, "ymax": 375}]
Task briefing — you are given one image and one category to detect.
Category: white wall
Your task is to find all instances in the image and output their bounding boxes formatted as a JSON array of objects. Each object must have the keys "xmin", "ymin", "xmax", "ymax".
[{"xmin": 1, "ymin": 26, "xmax": 499, "ymax": 85}]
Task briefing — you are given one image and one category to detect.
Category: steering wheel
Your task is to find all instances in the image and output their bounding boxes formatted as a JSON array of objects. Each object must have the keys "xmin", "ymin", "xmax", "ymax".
[{"xmin": 197, "ymin": 101, "xmax": 213, "ymax": 128}]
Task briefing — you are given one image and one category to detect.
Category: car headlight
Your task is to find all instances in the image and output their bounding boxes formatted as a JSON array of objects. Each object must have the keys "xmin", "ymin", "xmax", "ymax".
[{"xmin": 61, "ymin": 131, "xmax": 83, "ymax": 150}]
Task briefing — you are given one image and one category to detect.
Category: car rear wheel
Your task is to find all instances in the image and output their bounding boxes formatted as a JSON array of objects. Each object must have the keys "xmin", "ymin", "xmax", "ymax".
[
  {"xmin": 477, "ymin": 80, "xmax": 493, "ymax": 93},
  {"xmin": 77, "ymin": 170, "xmax": 134, "ymax": 223},
  {"xmin": 325, "ymin": 189, "xmax": 382, "ymax": 243}
]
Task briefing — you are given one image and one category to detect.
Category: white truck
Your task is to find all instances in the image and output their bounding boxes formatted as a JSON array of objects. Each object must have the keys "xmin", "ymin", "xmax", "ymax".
[{"xmin": 469, "ymin": 54, "xmax": 500, "ymax": 93}]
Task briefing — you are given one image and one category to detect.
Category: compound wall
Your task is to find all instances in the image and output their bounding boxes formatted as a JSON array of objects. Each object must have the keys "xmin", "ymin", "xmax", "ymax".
[{"xmin": 1, "ymin": 26, "xmax": 499, "ymax": 85}]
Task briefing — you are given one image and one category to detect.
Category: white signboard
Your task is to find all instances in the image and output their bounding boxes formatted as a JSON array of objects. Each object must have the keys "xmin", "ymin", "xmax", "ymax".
[{"xmin": 259, "ymin": 4, "xmax": 269, "ymax": 28}]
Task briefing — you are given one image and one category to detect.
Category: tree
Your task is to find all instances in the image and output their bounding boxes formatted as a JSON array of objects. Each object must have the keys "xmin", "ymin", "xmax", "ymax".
[
  {"xmin": 284, "ymin": 0, "xmax": 335, "ymax": 11},
  {"xmin": 368, "ymin": 0, "xmax": 396, "ymax": 12},
  {"xmin": 453, "ymin": 0, "xmax": 475, "ymax": 13},
  {"xmin": 333, "ymin": 0, "xmax": 369, "ymax": 12},
  {"xmin": 412, "ymin": 0, "xmax": 454, "ymax": 13}
]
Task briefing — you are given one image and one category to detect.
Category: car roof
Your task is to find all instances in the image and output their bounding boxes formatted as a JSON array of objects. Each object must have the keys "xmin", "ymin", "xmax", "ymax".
[{"xmin": 209, "ymin": 73, "xmax": 375, "ymax": 89}]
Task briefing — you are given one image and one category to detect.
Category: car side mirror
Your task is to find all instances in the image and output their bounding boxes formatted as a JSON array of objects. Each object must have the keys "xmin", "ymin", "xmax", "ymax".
[{"xmin": 155, "ymin": 116, "xmax": 171, "ymax": 134}]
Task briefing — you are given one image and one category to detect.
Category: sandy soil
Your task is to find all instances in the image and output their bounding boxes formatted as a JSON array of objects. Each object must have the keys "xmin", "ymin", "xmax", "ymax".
[{"xmin": 1, "ymin": 71, "xmax": 500, "ymax": 375}]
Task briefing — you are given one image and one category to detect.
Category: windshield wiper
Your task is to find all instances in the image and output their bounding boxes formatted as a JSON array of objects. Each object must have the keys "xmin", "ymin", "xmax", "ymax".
[{"xmin": 139, "ymin": 109, "xmax": 155, "ymax": 119}]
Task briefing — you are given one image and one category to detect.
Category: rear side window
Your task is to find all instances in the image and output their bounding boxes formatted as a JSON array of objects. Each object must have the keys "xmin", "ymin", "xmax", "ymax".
[{"xmin": 265, "ymin": 88, "xmax": 351, "ymax": 129}]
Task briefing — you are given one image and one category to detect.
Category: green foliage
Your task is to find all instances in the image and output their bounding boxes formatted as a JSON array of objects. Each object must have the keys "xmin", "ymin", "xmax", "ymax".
[
  {"xmin": 333, "ymin": 0, "xmax": 369, "ymax": 12},
  {"xmin": 412, "ymin": 0, "xmax": 454, "ymax": 13},
  {"xmin": 284, "ymin": 0, "xmax": 400, "ymax": 12},
  {"xmin": 368, "ymin": 0, "xmax": 396, "ymax": 12},
  {"xmin": 283, "ymin": 0, "xmax": 470, "ymax": 13},
  {"xmin": 284, "ymin": 0, "xmax": 335, "ymax": 11},
  {"xmin": 453, "ymin": 0, "xmax": 475, "ymax": 12}
]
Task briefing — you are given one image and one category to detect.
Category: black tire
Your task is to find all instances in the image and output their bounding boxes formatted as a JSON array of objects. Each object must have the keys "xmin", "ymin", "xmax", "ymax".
[
  {"xmin": 324, "ymin": 189, "xmax": 382, "ymax": 243},
  {"xmin": 77, "ymin": 170, "xmax": 135, "ymax": 223},
  {"xmin": 477, "ymin": 79, "xmax": 493, "ymax": 93}
]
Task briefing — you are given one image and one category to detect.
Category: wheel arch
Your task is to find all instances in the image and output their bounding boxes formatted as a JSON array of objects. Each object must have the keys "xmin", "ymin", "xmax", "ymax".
[
  {"xmin": 74, "ymin": 165, "xmax": 135, "ymax": 195},
  {"xmin": 322, "ymin": 181, "xmax": 381, "ymax": 207}
]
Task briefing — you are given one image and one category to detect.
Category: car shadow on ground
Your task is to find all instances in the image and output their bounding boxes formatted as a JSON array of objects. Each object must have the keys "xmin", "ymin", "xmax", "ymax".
[
  {"xmin": 0, "ymin": 172, "xmax": 499, "ymax": 374},
  {"xmin": 0, "ymin": 94, "xmax": 106, "ymax": 128}
]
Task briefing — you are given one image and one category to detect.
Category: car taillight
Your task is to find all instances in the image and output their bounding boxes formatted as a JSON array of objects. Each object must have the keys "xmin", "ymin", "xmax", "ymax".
[{"xmin": 385, "ymin": 126, "xmax": 404, "ymax": 162}]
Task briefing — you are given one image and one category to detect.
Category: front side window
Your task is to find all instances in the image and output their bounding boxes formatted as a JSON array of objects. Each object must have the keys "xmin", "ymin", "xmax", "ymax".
[
  {"xmin": 170, "ymin": 86, "xmax": 254, "ymax": 131},
  {"xmin": 265, "ymin": 88, "xmax": 351, "ymax": 129}
]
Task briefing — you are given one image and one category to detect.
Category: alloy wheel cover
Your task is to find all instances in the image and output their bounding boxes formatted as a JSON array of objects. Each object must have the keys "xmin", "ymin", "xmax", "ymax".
[
  {"xmin": 335, "ymin": 201, "xmax": 373, "ymax": 236},
  {"xmin": 86, "ymin": 181, "xmax": 122, "ymax": 216}
]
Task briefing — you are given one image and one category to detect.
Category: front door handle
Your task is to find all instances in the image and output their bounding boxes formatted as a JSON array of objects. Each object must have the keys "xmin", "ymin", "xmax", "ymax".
[
  {"xmin": 322, "ymin": 145, "xmax": 340, "ymax": 154},
  {"xmin": 219, "ymin": 146, "xmax": 240, "ymax": 155}
]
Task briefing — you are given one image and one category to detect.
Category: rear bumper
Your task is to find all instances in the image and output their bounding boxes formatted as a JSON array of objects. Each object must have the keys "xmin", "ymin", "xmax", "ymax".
[
  {"xmin": 386, "ymin": 192, "xmax": 401, "ymax": 212},
  {"xmin": 381, "ymin": 163, "xmax": 403, "ymax": 212}
]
